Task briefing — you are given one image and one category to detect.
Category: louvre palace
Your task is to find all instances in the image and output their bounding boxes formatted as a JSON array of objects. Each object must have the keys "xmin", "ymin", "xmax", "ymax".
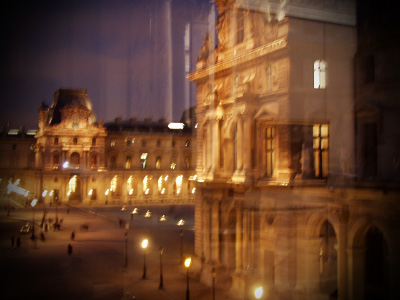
[
  {"xmin": 1, "ymin": 1, "xmax": 399, "ymax": 300},
  {"xmin": 188, "ymin": 0, "xmax": 399, "ymax": 300}
]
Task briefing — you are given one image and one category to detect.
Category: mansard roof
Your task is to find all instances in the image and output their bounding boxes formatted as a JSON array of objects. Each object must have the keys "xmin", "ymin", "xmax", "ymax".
[{"xmin": 47, "ymin": 89, "xmax": 97, "ymax": 125}]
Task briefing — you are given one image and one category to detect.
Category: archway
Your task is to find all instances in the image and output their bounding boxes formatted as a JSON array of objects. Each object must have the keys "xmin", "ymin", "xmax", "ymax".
[
  {"xmin": 68, "ymin": 175, "xmax": 81, "ymax": 203},
  {"xmin": 319, "ymin": 220, "xmax": 338, "ymax": 297},
  {"xmin": 365, "ymin": 226, "xmax": 389, "ymax": 300}
]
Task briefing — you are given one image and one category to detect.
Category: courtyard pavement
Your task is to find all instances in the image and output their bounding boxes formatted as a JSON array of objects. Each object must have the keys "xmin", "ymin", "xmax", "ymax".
[{"xmin": 0, "ymin": 204, "xmax": 230, "ymax": 300}]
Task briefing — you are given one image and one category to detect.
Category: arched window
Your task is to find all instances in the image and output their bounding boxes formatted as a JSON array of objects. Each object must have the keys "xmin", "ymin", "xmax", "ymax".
[
  {"xmin": 143, "ymin": 175, "xmax": 153, "ymax": 196},
  {"xmin": 156, "ymin": 156, "xmax": 161, "ymax": 169},
  {"xmin": 110, "ymin": 175, "xmax": 121, "ymax": 196},
  {"xmin": 174, "ymin": 175, "xmax": 183, "ymax": 195},
  {"xmin": 90, "ymin": 154, "xmax": 97, "ymax": 169},
  {"xmin": 70, "ymin": 152, "xmax": 80, "ymax": 169},
  {"xmin": 127, "ymin": 176, "xmax": 137, "ymax": 196},
  {"xmin": 158, "ymin": 175, "xmax": 168, "ymax": 195}
]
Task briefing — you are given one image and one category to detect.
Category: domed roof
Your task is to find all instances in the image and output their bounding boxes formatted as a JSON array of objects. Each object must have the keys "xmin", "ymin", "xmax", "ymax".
[{"xmin": 47, "ymin": 89, "xmax": 97, "ymax": 125}]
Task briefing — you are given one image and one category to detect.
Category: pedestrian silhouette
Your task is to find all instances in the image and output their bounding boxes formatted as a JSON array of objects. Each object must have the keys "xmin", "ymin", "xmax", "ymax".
[
  {"xmin": 40, "ymin": 232, "xmax": 46, "ymax": 242},
  {"xmin": 71, "ymin": 231, "xmax": 75, "ymax": 240},
  {"xmin": 67, "ymin": 244, "xmax": 73, "ymax": 256},
  {"xmin": 16, "ymin": 237, "xmax": 21, "ymax": 248}
]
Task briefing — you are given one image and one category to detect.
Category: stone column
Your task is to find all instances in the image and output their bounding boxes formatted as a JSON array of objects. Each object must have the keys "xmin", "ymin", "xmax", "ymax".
[
  {"xmin": 211, "ymin": 200, "xmax": 220, "ymax": 263},
  {"xmin": 211, "ymin": 118, "xmax": 220, "ymax": 174},
  {"xmin": 235, "ymin": 206, "xmax": 243, "ymax": 274},
  {"xmin": 242, "ymin": 116, "xmax": 252, "ymax": 177},
  {"xmin": 203, "ymin": 201, "xmax": 212, "ymax": 262},
  {"xmin": 34, "ymin": 146, "xmax": 41, "ymax": 169},
  {"xmin": 242, "ymin": 209, "xmax": 249, "ymax": 270},
  {"xmin": 236, "ymin": 117, "xmax": 243, "ymax": 172},
  {"xmin": 207, "ymin": 121, "xmax": 212, "ymax": 172},
  {"xmin": 335, "ymin": 211, "xmax": 349, "ymax": 300}
]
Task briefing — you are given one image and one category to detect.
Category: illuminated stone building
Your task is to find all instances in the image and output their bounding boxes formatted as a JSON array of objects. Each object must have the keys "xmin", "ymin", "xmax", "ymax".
[
  {"xmin": 0, "ymin": 89, "xmax": 196, "ymax": 206},
  {"xmin": 189, "ymin": 1, "xmax": 399, "ymax": 300}
]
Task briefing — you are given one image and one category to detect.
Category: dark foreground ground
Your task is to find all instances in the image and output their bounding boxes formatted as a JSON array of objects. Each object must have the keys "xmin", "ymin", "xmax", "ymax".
[{"xmin": 0, "ymin": 204, "xmax": 229, "ymax": 300}]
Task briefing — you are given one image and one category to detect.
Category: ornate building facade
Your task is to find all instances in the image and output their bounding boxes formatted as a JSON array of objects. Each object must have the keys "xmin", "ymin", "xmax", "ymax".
[
  {"xmin": 189, "ymin": 1, "xmax": 399, "ymax": 300},
  {"xmin": 0, "ymin": 89, "xmax": 196, "ymax": 206}
]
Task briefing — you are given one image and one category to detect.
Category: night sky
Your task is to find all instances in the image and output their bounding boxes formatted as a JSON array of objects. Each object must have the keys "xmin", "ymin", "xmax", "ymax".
[{"xmin": 0, "ymin": 0, "xmax": 212, "ymax": 129}]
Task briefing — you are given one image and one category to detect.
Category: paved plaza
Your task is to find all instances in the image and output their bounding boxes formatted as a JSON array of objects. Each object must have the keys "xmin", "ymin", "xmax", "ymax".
[{"xmin": 0, "ymin": 204, "xmax": 229, "ymax": 300}]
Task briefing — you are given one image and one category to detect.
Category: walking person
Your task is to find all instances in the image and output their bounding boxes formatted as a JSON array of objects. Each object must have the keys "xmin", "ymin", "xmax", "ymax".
[
  {"xmin": 71, "ymin": 231, "xmax": 75, "ymax": 241},
  {"xmin": 40, "ymin": 231, "xmax": 46, "ymax": 242},
  {"xmin": 16, "ymin": 236, "xmax": 21, "ymax": 248},
  {"xmin": 67, "ymin": 244, "xmax": 73, "ymax": 256}
]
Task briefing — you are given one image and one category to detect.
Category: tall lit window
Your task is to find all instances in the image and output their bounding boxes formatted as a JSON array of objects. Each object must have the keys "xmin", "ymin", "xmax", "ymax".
[
  {"xmin": 170, "ymin": 155, "xmax": 176, "ymax": 169},
  {"xmin": 125, "ymin": 155, "xmax": 131, "ymax": 169},
  {"xmin": 174, "ymin": 175, "xmax": 183, "ymax": 195},
  {"xmin": 267, "ymin": 65, "xmax": 272, "ymax": 91},
  {"xmin": 53, "ymin": 154, "xmax": 60, "ymax": 169},
  {"xmin": 155, "ymin": 156, "xmax": 161, "ymax": 169},
  {"xmin": 184, "ymin": 155, "xmax": 190, "ymax": 170},
  {"xmin": 141, "ymin": 153, "xmax": 148, "ymax": 169},
  {"xmin": 90, "ymin": 154, "xmax": 97, "ymax": 169},
  {"xmin": 314, "ymin": 60, "xmax": 327, "ymax": 89},
  {"xmin": 73, "ymin": 137, "xmax": 78, "ymax": 145},
  {"xmin": 70, "ymin": 152, "xmax": 80, "ymax": 169},
  {"xmin": 127, "ymin": 176, "xmax": 137, "ymax": 196},
  {"xmin": 111, "ymin": 175, "xmax": 121, "ymax": 196},
  {"xmin": 313, "ymin": 124, "xmax": 329, "ymax": 178},
  {"xmin": 158, "ymin": 175, "xmax": 168, "ymax": 195},
  {"xmin": 54, "ymin": 137, "xmax": 59, "ymax": 145},
  {"xmin": 143, "ymin": 175, "xmax": 153, "ymax": 195},
  {"xmin": 69, "ymin": 175, "xmax": 78, "ymax": 193},
  {"xmin": 236, "ymin": 10, "xmax": 244, "ymax": 44},
  {"xmin": 265, "ymin": 126, "xmax": 274, "ymax": 177}
]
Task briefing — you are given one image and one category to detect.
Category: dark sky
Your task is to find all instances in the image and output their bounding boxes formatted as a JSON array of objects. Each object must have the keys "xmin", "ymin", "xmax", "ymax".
[{"xmin": 0, "ymin": 0, "xmax": 212, "ymax": 129}]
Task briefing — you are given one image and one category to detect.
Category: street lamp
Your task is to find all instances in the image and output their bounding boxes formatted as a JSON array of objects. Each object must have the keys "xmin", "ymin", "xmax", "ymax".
[
  {"xmin": 254, "ymin": 287, "xmax": 263, "ymax": 299},
  {"xmin": 159, "ymin": 246, "xmax": 164, "ymax": 289},
  {"xmin": 105, "ymin": 189, "xmax": 109, "ymax": 205},
  {"xmin": 141, "ymin": 239, "xmax": 148, "ymax": 279},
  {"xmin": 31, "ymin": 198, "xmax": 38, "ymax": 247},
  {"xmin": 185, "ymin": 257, "xmax": 191, "ymax": 300}
]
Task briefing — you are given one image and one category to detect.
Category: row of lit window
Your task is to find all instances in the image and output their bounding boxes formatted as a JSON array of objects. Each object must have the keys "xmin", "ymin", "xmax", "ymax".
[
  {"xmin": 52, "ymin": 152, "xmax": 191, "ymax": 170},
  {"xmin": 66, "ymin": 174, "xmax": 197, "ymax": 200},
  {"xmin": 111, "ymin": 138, "xmax": 190, "ymax": 148},
  {"xmin": 263, "ymin": 124, "xmax": 329, "ymax": 178}
]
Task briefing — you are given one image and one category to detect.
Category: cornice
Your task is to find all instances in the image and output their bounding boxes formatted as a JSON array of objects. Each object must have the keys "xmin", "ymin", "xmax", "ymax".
[
  {"xmin": 189, "ymin": 37, "xmax": 287, "ymax": 82},
  {"xmin": 235, "ymin": 0, "xmax": 355, "ymax": 26}
]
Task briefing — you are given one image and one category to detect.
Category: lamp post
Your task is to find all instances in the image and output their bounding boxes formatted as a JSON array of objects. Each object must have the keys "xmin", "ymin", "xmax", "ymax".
[
  {"xmin": 105, "ymin": 189, "xmax": 109, "ymax": 205},
  {"xmin": 31, "ymin": 198, "xmax": 37, "ymax": 247},
  {"xmin": 180, "ymin": 229, "xmax": 184, "ymax": 263},
  {"xmin": 212, "ymin": 267, "xmax": 216, "ymax": 300},
  {"xmin": 185, "ymin": 257, "xmax": 191, "ymax": 300},
  {"xmin": 159, "ymin": 246, "xmax": 164, "ymax": 289},
  {"xmin": 124, "ymin": 229, "xmax": 128, "ymax": 268},
  {"xmin": 141, "ymin": 239, "xmax": 148, "ymax": 279}
]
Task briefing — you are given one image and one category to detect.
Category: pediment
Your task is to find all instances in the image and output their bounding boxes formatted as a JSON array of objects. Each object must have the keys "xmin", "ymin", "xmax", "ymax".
[
  {"xmin": 254, "ymin": 105, "xmax": 277, "ymax": 120},
  {"xmin": 356, "ymin": 103, "xmax": 381, "ymax": 118}
]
